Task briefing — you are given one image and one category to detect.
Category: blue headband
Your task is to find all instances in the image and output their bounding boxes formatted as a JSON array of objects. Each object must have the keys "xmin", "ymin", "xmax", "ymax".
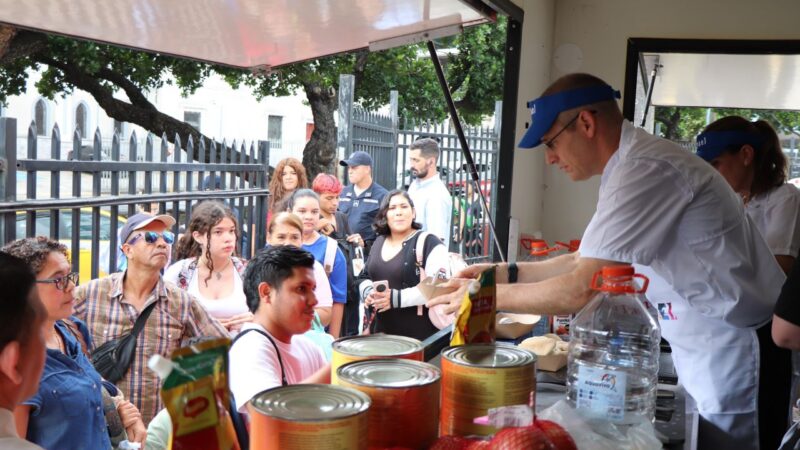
[
  {"xmin": 518, "ymin": 85, "xmax": 621, "ymax": 149},
  {"xmin": 695, "ymin": 130, "xmax": 764, "ymax": 162}
]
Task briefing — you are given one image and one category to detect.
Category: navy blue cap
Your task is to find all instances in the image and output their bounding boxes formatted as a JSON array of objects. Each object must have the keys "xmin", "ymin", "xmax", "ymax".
[
  {"xmin": 695, "ymin": 130, "xmax": 764, "ymax": 162},
  {"xmin": 518, "ymin": 85, "xmax": 621, "ymax": 149},
  {"xmin": 340, "ymin": 151, "xmax": 373, "ymax": 167}
]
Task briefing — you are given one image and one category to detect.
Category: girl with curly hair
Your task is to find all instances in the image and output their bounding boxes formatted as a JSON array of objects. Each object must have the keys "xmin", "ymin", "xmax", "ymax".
[
  {"xmin": 268, "ymin": 157, "xmax": 308, "ymax": 216},
  {"xmin": 166, "ymin": 201, "xmax": 252, "ymax": 334}
]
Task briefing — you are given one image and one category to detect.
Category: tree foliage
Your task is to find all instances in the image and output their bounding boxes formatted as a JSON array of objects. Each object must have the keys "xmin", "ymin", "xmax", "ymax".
[
  {"xmin": 654, "ymin": 106, "xmax": 800, "ymax": 141},
  {"xmin": 0, "ymin": 19, "xmax": 507, "ymax": 177}
]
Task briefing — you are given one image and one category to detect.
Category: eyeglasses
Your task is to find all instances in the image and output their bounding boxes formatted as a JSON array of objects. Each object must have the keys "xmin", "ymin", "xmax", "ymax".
[
  {"xmin": 128, "ymin": 230, "xmax": 175, "ymax": 245},
  {"xmin": 36, "ymin": 272, "xmax": 79, "ymax": 291},
  {"xmin": 543, "ymin": 113, "xmax": 580, "ymax": 149}
]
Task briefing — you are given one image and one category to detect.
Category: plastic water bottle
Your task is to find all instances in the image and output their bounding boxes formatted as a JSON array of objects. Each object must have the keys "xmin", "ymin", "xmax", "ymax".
[{"xmin": 566, "ymin": 265, "xmax": 660, "ymax": 423}]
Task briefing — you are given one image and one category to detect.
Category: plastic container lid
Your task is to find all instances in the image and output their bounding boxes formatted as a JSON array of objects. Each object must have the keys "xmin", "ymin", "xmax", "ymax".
[
  {"xmin": 442, "ymin": 344, "xmax": 536, "ymax": 368},
  {"xmin": 337, "ymin": 359, "xmax": 440, "ymax": 388},
  {"xmin": 332, "ymin": 334, "xmax": 423, "ymax": 358},
  {"xmin": 601, "ymin": 265, "xmax": 634, "ymax": 278},
  {"xmin": 250, "ymin": 384, "xmax": 371, "ymax": 421}
]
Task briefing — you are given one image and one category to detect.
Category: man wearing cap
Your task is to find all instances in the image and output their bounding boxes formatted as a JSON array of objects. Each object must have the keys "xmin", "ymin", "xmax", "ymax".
[
  {"xmin": 338, "ymin": 151, "xmax": 388, "ymax": 253},
  {"xmin": 429, "ymin": 73, "xmax": 789, "ymax": 449},
  {"xmin": 74, "ymin": 213, "xmax": 227, "ymax": 424},
  {"xmin": 407, "ymin": 138, "xmax": 453, "ymax": 245}
]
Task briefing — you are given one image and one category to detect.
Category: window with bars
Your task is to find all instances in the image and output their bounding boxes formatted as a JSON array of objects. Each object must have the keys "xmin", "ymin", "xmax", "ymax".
[
  {"xmin": 268, "ymin": 115, "xmax": 283, "ymax": 149},
  {"xmin": 34, "ymin": 99, "xmax": 48, "ymax": 136},
  {"xmin": 184, "ymin": 111, "xmax": 202, "ymax": 130},
  {"xmin": 75, "ymin": 103, "xmax": 88, "ymax": 139}
]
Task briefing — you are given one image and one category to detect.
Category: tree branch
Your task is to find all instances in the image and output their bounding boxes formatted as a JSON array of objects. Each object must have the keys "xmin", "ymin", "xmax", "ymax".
[
  {"xmin": 0, "ymin": 28, "xmax": 48, "ymax": 65},
  {"xmin": 35, "ymin": 55, "xmax": 250, "ymax": 167},
  {"xmin": 96, "ymin": 68, "xmax": 157, "ymax": 111}
]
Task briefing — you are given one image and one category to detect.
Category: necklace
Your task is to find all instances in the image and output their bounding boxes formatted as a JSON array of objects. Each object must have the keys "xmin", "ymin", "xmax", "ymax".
[{"xmin": 202, "ymin": 257, "xmax": 232, "ymax": 280}]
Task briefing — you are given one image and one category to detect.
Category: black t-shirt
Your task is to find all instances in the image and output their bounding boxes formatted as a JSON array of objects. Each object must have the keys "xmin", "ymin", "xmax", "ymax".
[
  {"xmin": 775, "ymin": 261, "xmax": 800, "ymax": 326},
  {"xmin": 366, "ymin": 233, "xmax": 439, "ymax": 341}
]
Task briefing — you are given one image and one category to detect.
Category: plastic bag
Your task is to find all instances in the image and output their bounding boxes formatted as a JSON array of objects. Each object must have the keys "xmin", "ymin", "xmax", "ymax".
[{"xmin": 537, "ymin": 400, "xmax": 661, "ymax": 450}]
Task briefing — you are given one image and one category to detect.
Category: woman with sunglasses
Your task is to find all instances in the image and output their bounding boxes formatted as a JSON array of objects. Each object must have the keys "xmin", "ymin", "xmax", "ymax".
[
  {"xmin": 356, "ymin": 190, "xmax": 451, "ymax": 340},
  {"xmin": 166, "ymin": 201, "xmax": 253, "ymax": 335},
  {"xmin": 2, "ymin": 237, "xmax": 146, "ymax": 449}
]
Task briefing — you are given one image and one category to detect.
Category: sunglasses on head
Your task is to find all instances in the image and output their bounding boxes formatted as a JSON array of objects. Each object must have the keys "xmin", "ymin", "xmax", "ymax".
[
  {"xmin": 128, "ymin": 230, "xmax": 175, "ymax": 245},
  {"xmin": 36, "ymin": 272, "xmax": 79, "ymax": 291}
]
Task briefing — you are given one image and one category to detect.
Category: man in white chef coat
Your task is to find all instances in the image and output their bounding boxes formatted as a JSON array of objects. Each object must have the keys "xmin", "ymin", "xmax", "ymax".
[{"xmin": 428, "ymin": 73, "xmax": 791, "ymax": 449}]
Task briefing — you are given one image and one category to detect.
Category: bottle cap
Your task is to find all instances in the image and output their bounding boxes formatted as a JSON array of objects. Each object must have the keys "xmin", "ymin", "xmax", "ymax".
[{"xmin": 148, "ymin": 354, "xmax": 175, "ymax": 379}]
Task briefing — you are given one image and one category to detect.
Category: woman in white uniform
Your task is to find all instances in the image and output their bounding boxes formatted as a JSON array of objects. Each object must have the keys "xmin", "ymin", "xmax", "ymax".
[{"xmin": 696, "ymin": 116, "xmax": 800, "ymax": 273}]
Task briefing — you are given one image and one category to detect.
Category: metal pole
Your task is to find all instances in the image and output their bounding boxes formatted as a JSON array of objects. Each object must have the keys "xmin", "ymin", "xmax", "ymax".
[
  {"xmin": 426, "ymin": 40, "xmax": 506, "ymax": 262},
  {"xmin": 640, "ymin": 59, "xmax": 661, "ymax": 128}
]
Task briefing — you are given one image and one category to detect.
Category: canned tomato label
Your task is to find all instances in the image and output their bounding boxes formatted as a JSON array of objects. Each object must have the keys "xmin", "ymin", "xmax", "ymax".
[
  {"xmin": 440, "ymin": 344, "xmax": 536, "ymax": 437},
  {"xmin": 249, "ymin": 384, "xmax": 370, "ymax": 450},
  {"xmin": 331, "ymin": 334, "xmax": 423, "ymax": 384},
  {"xmin": 338, "ymin": 359, "xmax": 441, "ymax": 449}
]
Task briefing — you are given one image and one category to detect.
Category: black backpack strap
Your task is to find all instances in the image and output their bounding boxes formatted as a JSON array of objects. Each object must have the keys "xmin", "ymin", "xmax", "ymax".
[
  {"xmin": 232, "ymin": 328, "xmax": 288, "ymax": 386},
  {"xmin": 131, "ymin": 301, "xmax": 158, "ymax": 340}
]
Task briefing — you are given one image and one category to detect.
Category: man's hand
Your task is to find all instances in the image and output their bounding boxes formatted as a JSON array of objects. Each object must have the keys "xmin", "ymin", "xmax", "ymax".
[
  {"xmin": 454, "ymin": 263, "xmax": 495, "ymax": 281},
  {"xmin": 117, "ymin": 400, "xmax": 147, "ymax": 448},
  {"xmin": 219, "ymin": 312, "xmax": 254, "ymax": 333},
  {"xmin": 318, "ymin": 217, "xmax": 335, "ymax": 235},
  {"xmin": 425, "ymin": 278, "xmax": 475, "ymax": 315},
  {"xmin": 346, "ymin": 233, "xmax": 364, "ymax": 247}
]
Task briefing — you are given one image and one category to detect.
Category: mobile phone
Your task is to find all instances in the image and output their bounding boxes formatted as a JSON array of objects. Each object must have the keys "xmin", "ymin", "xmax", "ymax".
[{"xmin": 372, "ymin": 280, "xmax": 389, "ymax": 293}]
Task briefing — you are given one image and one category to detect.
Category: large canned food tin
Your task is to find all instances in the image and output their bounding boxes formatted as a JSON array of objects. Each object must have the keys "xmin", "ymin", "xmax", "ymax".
[
  {"xmin": 249, "ymin": 384, "xmax": 370, "ymax": 450},
  {"xmin": 337, "ymin": 359, "xmax": 441, "ymax": 450},
  {"xmin": 331, "ymin": 334, "xmax": 423, "ymax": 384},
  {"xmin": 440, "ymin": 344, "xmax": 536, "ymax": 437}
]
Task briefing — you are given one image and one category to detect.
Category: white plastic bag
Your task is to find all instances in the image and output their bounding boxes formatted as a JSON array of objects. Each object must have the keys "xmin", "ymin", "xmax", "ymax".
[{"xmin": 538, "ymin": 400, "xmax": 662, "ymax": 450}]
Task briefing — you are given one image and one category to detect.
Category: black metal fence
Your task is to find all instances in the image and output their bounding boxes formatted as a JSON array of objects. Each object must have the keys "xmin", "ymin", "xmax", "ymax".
[
  {"xmin": 351, "ymin": 106, "xmax": 397, "ymax": 190},
  {"xmin": 396, "ymin": 118, "xmax": 500, "ymax": 261},
  {"xmin": 0, "ymin": 117, "xmax": 270, "ymax": 283}
]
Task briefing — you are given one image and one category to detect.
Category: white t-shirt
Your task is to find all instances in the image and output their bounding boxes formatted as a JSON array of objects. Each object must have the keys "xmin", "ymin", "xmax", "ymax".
[
  {"xmin": 580, "ymin": 120, "xmax": 784, "ymax": 328},
  {"xmin": 746, "ymin": 182, "xmax": 800, "ymax": 257},
  {"xmin": 409, "ymin": 175, "xmax": 453, "ymax": 244},
  {"xmin": 164, "ymin": 258, "xmax": 333, "ymax": 311},
  {"xmin": 163, "ymin": 258, "xmax": 249, "ymax": 320},
  {"xmin": 228, "ymin": 323, "xmax": 326, "ymax": 412}
]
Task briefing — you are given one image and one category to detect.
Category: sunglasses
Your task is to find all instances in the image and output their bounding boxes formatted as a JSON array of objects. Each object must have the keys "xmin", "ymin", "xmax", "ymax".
[
  {"xmin": 36, "ymin": 272, "xmax": 79, "ymax": 291},
  {"xmin": 128, "ymin": 230, "xmax": 175, "ymax": 245}
]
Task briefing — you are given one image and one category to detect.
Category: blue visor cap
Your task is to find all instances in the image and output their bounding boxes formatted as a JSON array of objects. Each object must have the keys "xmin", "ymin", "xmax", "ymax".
[
  {"xmin": 518, "ymin": 85, "xmax": 621, "ymax": 149},
  {"xmin": 695, "ymin": 131, "xmax": 764, "ymax": 162}
]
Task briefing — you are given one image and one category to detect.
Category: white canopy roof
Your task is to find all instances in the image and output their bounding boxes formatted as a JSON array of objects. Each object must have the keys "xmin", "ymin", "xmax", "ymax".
[{"xmin": 0, "ymin": 0, "xmax": 490, "ymax": 69}]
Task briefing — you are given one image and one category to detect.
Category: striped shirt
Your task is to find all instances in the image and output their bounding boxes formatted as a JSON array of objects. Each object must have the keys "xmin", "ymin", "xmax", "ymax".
[{"xmin": 73, "ymin": 271, "xmax": 227, "ymax": 424}]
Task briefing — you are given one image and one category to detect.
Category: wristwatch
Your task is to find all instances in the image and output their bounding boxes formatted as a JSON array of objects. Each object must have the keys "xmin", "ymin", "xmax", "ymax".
[{"xmin": 508, "ymin": 262, "xmax": 518, "ymax": 284}]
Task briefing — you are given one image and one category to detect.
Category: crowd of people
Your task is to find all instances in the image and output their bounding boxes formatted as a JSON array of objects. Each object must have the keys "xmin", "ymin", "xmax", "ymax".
[
  {"xmin": 5, "ymin": 73, "xmax": 800, "ymax": 449},
  {"xmin": 0, "ymin": 137, "xmax": 465, "ymax": 449}
]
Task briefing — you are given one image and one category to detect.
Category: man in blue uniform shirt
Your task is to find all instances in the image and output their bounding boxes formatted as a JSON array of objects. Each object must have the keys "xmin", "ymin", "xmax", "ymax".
[{"xmin": 338, "ymin": 151, "xmax": 388, "ymax": 254}]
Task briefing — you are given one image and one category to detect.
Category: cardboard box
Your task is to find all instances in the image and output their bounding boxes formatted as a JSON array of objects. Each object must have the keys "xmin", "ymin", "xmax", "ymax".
[
  {"xmin": 495, "ymin": 312, "xmax": 541, "ymax": 339},
  {"xmin": 536, "ymin": 353, "xmax": 568, "ymax": 372}
]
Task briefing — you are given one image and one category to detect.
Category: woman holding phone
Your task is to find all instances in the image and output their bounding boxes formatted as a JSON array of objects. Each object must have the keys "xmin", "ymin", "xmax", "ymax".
[{"xmin": 357, "ymin": 190, "xmax": 450, "ymax": 340}]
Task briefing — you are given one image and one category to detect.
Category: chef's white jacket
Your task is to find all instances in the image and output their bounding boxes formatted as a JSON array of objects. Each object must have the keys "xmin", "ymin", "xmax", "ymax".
[
  {"xmin": 579, "ymin": 120, "xmax": 784, "ymax": 329},
  {"xmin": 747, "ymin": 182, "xmax": 800, "ymax": 258}
]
